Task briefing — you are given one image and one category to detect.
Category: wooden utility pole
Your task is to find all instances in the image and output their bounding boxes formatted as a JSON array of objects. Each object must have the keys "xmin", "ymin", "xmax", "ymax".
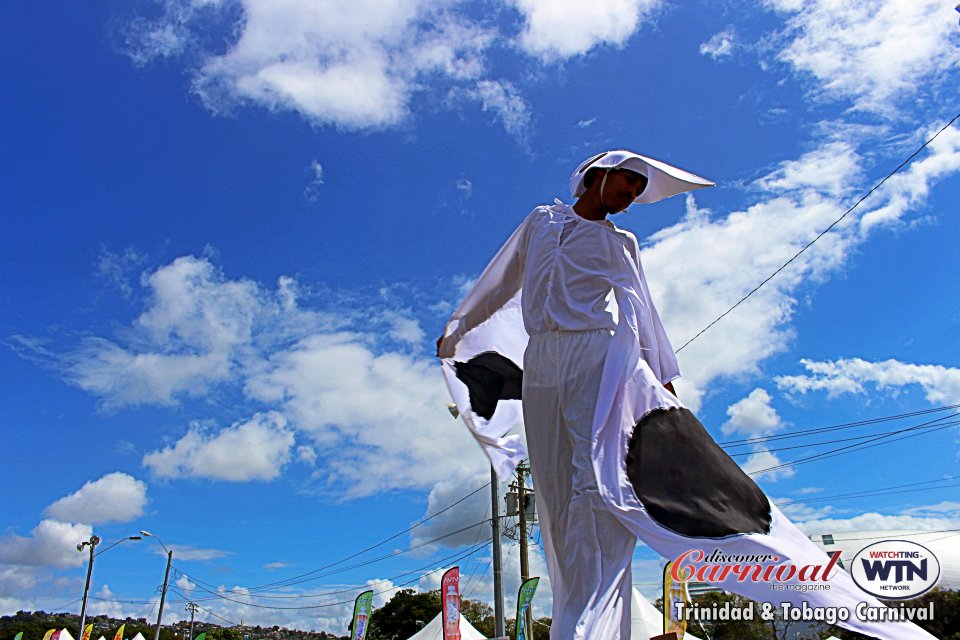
[
  {"xmin": 491, "ymin": 466, "xmax": 505, "ymax": 637},
  {"xmin": 516, "ymin": 462, "xmax": 534, "ymax": 640}
]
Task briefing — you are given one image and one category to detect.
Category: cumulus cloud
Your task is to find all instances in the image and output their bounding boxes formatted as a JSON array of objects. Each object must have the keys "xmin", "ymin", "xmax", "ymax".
[
  {"xmin": 59, "ymin": 256, "xmax": 270, "ymax": 408},
  {"xmin": 723, "ymin": 388, "xmax": 783, "ymax": 437},
  {"xmin": 116, "ymin": 0, "xmax": 672, "ymax": 135},
  {"xmin": 510, "ymin": 0, "xmax": 662, "ymax": 61},
  {"xmin": 776, "ymin": 357, "xmax": 960, "ymax": 405},
  {"xmin": 44, "ymin": 472, "xmax": 148, "ymax": 524},
  {"xmin": 0, "ymin": 520, "xmax": 92, "ymax": 569},
  {"xmin": 245, "ymin": 331, "xmax": 489, "ymax": 496},
  {"xmin": 720, "ymin": 389, "xmax": 794, "ymax": 482},
  {"xmin": 642, "ymin": 125, "xmax": 960, "ymax": 412},
  {"xmin": 766, "ymin": 0, "xmax": 960, "ymax": 113},
  {"xmin": 143, "ymin": 412, "xmax": 294, "ymax": 481}
]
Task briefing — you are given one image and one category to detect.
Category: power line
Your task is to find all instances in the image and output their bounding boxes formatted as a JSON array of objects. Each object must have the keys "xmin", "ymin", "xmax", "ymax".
[
  {"xmin": 748, "ymin": 411, "xmax": 960, "ymax": 475},
  {"xmin": 675, "ymin": 111, "xmax": 960, "ymax": 353},
  {"xmin": 776, "ymin": 475, "xmax": 960, "ymax": 507},
  {"xmin": 175, "ymin": 481, "xmax": 489, "ymax": 598},
  {"xmin": 173, "ymin": 523, "xmax": 493, "ymax": 603},
  {"xmin": 169, "ymin": 539, "xmax": 492, "ymax": 612},
  {"xmin": 728, "ymin": 418, "xmax": 960, "ymax": 457},
  {"xmin": 719, "ymin": 403, "xmax": 960, "ymax": 447}
]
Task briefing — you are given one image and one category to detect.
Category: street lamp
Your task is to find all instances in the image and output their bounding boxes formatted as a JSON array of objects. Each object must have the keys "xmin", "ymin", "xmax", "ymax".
[
  {"xmin": 140, "ymin": 530, "xmax": 174, "ymax": 640},
  {"xmin": 77, "ymin": 535, "xmax": 141, "ymax": 640}
]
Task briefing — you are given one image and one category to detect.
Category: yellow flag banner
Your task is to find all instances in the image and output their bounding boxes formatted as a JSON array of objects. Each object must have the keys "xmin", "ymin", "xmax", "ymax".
[
  {"xmin": 82, "ymin": 624, "xmax": 94, "ymax": 640},
  {"xmin": 663, "ymin": 561, "xmax": 688, "ymax": 638},
  {"xmin": 42, "ymin": 630, "xmax": 56, "ymax": 640},
  {"xmin": 113, "ymin": 624, "xmax": 125, "ymax": 640}
]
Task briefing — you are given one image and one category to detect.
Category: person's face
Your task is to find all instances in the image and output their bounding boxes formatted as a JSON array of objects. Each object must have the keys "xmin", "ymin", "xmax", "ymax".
[{"xmin": 604, "ymin": 169, "xmax": 648, "ymax": 214}]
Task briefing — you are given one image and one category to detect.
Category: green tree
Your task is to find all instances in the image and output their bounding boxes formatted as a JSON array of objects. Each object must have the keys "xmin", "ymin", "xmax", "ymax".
[{"xmin": 367, "ymin": 590, "xmax": 440, "ymax": 640}]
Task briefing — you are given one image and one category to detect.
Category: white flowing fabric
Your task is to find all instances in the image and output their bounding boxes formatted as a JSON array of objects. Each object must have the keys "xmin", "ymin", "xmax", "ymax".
[{"xmin": 440, "ymin": 202, "xmax": 937, "ymax": 640}]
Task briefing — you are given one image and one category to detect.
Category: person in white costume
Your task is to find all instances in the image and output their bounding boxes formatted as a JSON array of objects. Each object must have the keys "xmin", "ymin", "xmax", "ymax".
[{"xmin": 438, "ymin": 150, "xmax": 938, "ymax": 640}]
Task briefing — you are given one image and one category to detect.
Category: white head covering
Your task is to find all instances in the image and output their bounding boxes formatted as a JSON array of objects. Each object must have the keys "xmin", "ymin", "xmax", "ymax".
[{"xmin": 570, "ymin": 149, "xmax": 715, "ymax": 205}]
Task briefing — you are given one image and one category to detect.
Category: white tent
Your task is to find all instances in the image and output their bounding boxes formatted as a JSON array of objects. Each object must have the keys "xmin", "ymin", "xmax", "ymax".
[
  {"xmin": 404, "ymin": 612, "xmax": 487, "ymax": 640},
  {"xmin": 130, "ymin": 633, "xmax": 147, "ymax": 640},
  {"xmin": 631, "ymin": 588, "xmax": 703, "ymax": 640},
  {"xmin": 57, "ymin": 630, "xmax": 76, "ymax": 640}
]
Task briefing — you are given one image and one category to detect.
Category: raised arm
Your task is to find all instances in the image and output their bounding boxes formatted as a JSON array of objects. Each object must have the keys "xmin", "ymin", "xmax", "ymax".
[{"xmin": 437, "ymin": 213, "xmax": 532, "ymax": 359}]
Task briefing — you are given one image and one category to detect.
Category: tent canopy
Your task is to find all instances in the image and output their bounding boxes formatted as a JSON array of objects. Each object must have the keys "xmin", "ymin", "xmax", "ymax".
[{"xmin": 403, "ymin": 612, "xmax": 486, "ymax": 640}]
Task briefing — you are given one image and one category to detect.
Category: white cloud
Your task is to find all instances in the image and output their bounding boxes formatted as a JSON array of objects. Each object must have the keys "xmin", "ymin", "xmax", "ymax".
[
  {"xmin": 699, "ymin": 28, "xmax": 736, "ymax": 59},
  {"xmin": 741, "ymin": 448, "xmax": 795, "ymax": 482},
  {"xmin": 510, "ymin": 0, "xmax": 662, "ymax": 61},
  {"xmin": 384, "ymin": 310, "xmax": 426, "ymax": 345},
  {"xmin": 857, "ymin": 123, "xmax": 960, "ymax": 234},
  {"xmin": 410, "ymin": 471, "xmax": 492, "ymax": 552},
  {"xmin": 245, "ymin": 331, "xmax": 489, "ymax": 497},
  {"xmin": 467, "ymin": 80, "xmax": 532, "ymax": 141},
  {"xmin": 776, "ymin": 357, "xmax": 960, "ymax": 405},
  {"xmin": 456, "ymin": 178, "xmax": 473, "ymax": 199},
  {"xmin": 722, "ymin": 388, "xmax": 783, "ymax": 437},
  {"xmin": 721, "ymin": 390, "xmax": 793, "ymax": 481},
  {"xmin": 143, "ymin": 412, "xmax": 295, "ymax": 481},
  {"xmin": 642, "ymin": 125, "xmax": 960, "ymax": 411},
  {"xmin": 44, "ymin": 472, "xmax": 148, "ymax": 524},
  {"xmin": 794, "ymin": 510, "xmax": 960, "ymax": 536},
  {"xmin": 0, "ymin": 520, "xmax": 92, "ymax": 569},
  {"xmin": 62, "ymin": 256, "xmax": 270, "ymax": 408},
  {"xmin": 304, "ymin": 159, "xmax": 324, "ymax": 202},
  {"xmin": 164, "ymin": 545, "xmax": 232, "ymax": 561},
  {"xmin": 766, "ymin": 0, "xmax": 960, "ymax": 113},
  {"xmin": 124, "ymin": 0, "xmax": 496, "ymax": 131},
  {"xmin": 755, "ymin": 141, "xmax": 862, "ymax": 200}
]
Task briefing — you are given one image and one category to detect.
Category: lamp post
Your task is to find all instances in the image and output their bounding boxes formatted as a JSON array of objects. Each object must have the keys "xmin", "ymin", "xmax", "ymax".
[
  {"xmin": 141, "ymin": 530, "xmax": 173, "ymax": 640},
  {"xmin": 77, "ymin": 535, "xmax": 142, "ymax": 640}
]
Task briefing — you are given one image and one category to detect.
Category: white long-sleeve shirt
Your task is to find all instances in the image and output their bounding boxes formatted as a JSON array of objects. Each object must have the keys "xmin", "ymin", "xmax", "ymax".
[{"xmin": 443, "ymin": 201, "xmax": 680, "ymax": 384}]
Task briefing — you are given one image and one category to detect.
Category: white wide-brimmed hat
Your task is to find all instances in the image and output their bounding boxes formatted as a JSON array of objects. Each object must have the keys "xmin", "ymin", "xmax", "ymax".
[{"xmin": 570, "ymin": 149, "xmax": 715, "ymax": 204}]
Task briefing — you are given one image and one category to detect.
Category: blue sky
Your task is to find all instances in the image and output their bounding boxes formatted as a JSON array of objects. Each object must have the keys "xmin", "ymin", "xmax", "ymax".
[{"xmin": 2, "ymin": 0, "xmax": 959, "ymax": 634}]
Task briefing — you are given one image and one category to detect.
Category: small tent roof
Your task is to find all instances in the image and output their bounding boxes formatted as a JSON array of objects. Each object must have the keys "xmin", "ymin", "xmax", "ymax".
[
  {"xmin": 404, "ymin": 612, "xmax": 486, "ymax": 640},
  {"xmin": 130, "ymin": 633, "xmax": 146, "ymax": 640},
  {"xmin": 57, "ymin": 630, "xmax": 76, "ymax": 640}
]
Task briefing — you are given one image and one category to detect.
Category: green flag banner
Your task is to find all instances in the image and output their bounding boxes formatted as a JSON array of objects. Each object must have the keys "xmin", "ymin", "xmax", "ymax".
[
  {"xmin": 194, "ymin": 633, "xmax": 206, "ymax": 640},
  {"xmin": 514, "ymin": 577, "xmax": 540, "ymax": 640},
  {"xmin": 350, "ymin": 590, "xmax": 374, "ymax": 640},
  {"xmin": 14, "ymin": 632, "xmax": 23, "ymax": 640}
]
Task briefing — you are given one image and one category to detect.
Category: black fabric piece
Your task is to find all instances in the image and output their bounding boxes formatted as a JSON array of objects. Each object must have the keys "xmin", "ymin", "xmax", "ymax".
[
  {"xmin": 626, "ymin": 407, "xmax": 772, "ymax": 538},
  {"xmin": 453, "ymin": 352, "xmax": 523, "ymax": 420}
]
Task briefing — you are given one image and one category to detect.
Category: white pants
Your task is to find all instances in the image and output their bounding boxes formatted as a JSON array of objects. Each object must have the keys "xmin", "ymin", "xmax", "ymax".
[{"xmin": 523, "ymin": 330, "xmax": 636, "ymax": 640}]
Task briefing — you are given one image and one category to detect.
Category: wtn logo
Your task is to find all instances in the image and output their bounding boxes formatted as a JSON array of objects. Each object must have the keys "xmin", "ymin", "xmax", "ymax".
[
  {"xmin": 860, "ymin": 558, "xmax": 927, "ymax": 583},
  {"xmin": 851, "ymin": 540, "xmax": 940, "ymax": 600}
]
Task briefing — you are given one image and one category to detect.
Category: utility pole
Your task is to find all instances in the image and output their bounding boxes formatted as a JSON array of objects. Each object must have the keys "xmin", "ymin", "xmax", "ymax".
[
  {"xmin": 185, "ymin": 603, "xmax": 198, "ymax": 640},
  {"xmin": 491, "ymin": 467, "xmax": 505, "ymax": 638},
  {"xmin": 154, "ymin": 548, "xmax": 173, "ymax": 640},
  {"xmin": 77, "ymin": 535, "xmax": 101, "ymax": 640},
  {"xmin": 516, "ymin": 461, "xmax": 534, "ymax": 640}
]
